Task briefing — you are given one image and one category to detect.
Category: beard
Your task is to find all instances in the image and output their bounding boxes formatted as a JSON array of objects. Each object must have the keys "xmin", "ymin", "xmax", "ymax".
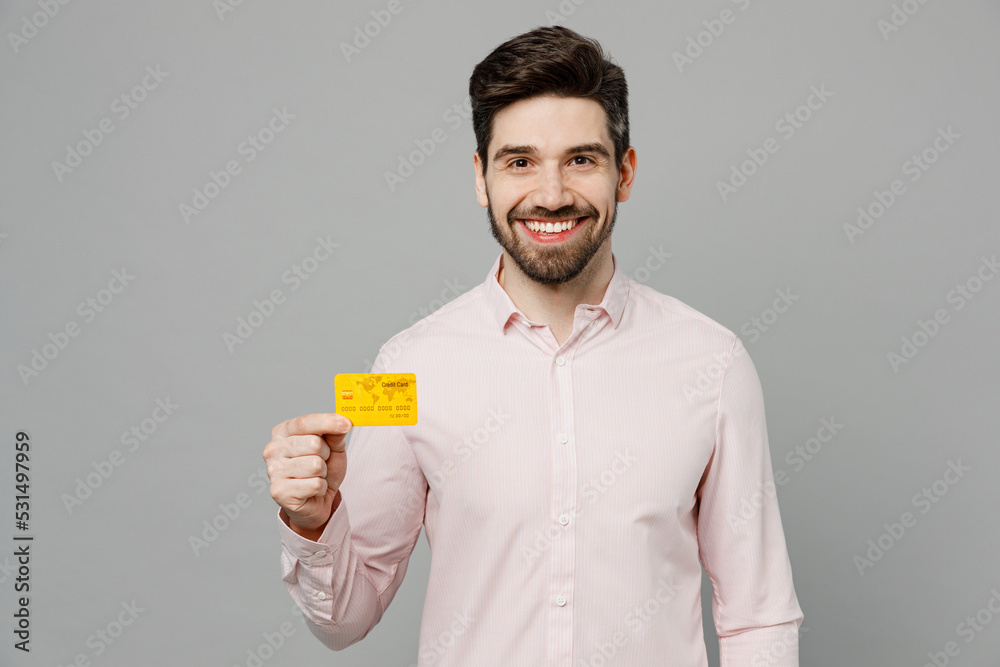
[{"xmin": 485, "ymin": 189, "xmax": 617, "ymax": 286}]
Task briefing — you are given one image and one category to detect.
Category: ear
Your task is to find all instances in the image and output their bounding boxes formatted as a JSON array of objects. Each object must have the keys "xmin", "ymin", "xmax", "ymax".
[
  {"xmin": 615, "ymin": 146, "xmax": 637, "ymax": 202},
  {"xmin": 473, "ymin": 151, "xmax": 489, "ymax": 208}
]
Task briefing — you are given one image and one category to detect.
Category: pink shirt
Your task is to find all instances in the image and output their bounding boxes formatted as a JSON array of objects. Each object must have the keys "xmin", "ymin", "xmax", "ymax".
[{"xmin": 276, "ymin": 251, "xmax": 804, "ymax": 666}]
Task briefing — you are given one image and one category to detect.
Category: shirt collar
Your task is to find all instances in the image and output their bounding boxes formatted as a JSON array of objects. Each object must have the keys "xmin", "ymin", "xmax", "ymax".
[{"xmin": 482, "ymin": 251, "xmax": 630, "ymax": 333}]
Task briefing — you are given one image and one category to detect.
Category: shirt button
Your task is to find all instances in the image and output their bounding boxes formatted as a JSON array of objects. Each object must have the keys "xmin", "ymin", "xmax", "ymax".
[
  {"xmin": 317, "ymin": 592, "xmax": 327, "ymax": 600},
  {"xmin": 557, "ymin": 433, "xmax": 568, "ymax": 444},
  {"xmin": 314, "ymin": 550, "xmax": 327, "ymax": 558},
  {"xmin": 555, "ymin": 595, "xmax": 567, "ymax": 606},
  {"xmin": 558, "ymin": 513, "xmax": 570, "ymax": 526},
  {"xmin": 555, "ymin": 356, "xmax": 566, "ymax": 366}
]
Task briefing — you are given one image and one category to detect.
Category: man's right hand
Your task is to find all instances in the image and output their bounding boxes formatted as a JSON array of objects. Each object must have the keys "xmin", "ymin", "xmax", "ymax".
[{"xmin": 264, "ymin": 413, "xmax": 353, "ymax": 539}]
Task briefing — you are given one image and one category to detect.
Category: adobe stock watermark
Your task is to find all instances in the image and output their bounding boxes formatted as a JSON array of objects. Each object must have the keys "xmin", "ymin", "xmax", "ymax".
[
  {"xmin": 56, "ymin": 600, "xmax": 145, "ymax": 666},
  {"xmin": 214, "ymin": 0, "xmax": 248, "ymax": 22},
  {"xmin": 844, "ymin": 126, "xmax": 960, "ymax": 244},
  {"xmin": 562, "ymin": 242, "xmax": 669, "ymax": 309},
  {"xmin": 384, "ymin": 97, "xmax": 472, "ymax": 192},
  {"xmin": 223, "ymin": 236, "xmax": 341, "ymax": 353},
  {"xmin": 887, "ymin": 254, "xmax": 998, "ymax": 372},
  {"xmin": 61, "ymin": 397, "xmax": 179, "ymax": 514},
  {"xmin": 8, "ymin": 0, "xmax": 75, "ymax": 55},
  {"xmin": 425, "ymin": 408, "xmax": 512, "ymax": 488},
  {"xmin": 189, "ymin": 463, "xmax": 274, "ymax": 557},
  {"xmin": 919, "ymin": 587, "xmax": 1000, "ymax": 667},
  {"xmin": 179, "ymin": 107, "xmax": 295, "ymax": 224},
  {"xmin": 877, "ymin": 0, "xmax": 934, "ymax": 42},
  {"xmin": 361, "ymin": 275, "xmax": 471, "ymax": 371},
  {"xmin": 543, "ymin": 0, "xmax": 590, "ymax": 25},
  {"xmin": 418, "ymin": 611, "xmax": 474, "ymax": 666},
  {"xmin": 0, "ymin": 553, "xmax": 16, "ymax": 586},
  {"xmin": 716, "ymin": 84, "xmax": 834, "ymax": 203},
  {"xmin": 672, "ymin": 0, "xmax": 758, "ymax": 73},
  {"xmin": 741, "ymin": 288, "xmax": 798, "ymax": 343},
  {"xmin": 579, "ymin": 578, "xmax": 680, "ymax": 667},
  {"xmin": 750, "ymin": 623, "xmax": 807, "ymax": 667},
  {"xmin": 17, "ymin": 268, "xmax": 135, "ymax": 386},
  {"xmin": 728, "ymin": 417, "xmax": 844, "ymax": 529},
  {"xmin": 50, "ymin": 65, "xmax": 169, "ymax": 183},
  {"xmin": 683, "ymin": 288, "xmax": 800, "ymax": 403},
  {"xmin": 396, "ymin": 407, "xmax": 512, "ymax": 520},
  {"xmin": 406, "ymin": 278, "xmax": 469, "ymax": 327},
  {"xmin": 775, "ymin": 417, "xmax": 844, "ymax": 483},
  {"xmin": 340, "ymin": 0, "xmax": 417, "ymax": 63},
  {"xmin": 853, "ymin": 458, "xmax": 970, "ymax": 576},
  {"xmin": 231, "ymin": 621, "xmax": 296, "ymax": 667},
  {"xmin": 629, "ymin": 245, "xmax": 672, "ymax": 285},
  {"xmin": 521, "ymin": 449, "xmax": 638, "ymax": 567}
]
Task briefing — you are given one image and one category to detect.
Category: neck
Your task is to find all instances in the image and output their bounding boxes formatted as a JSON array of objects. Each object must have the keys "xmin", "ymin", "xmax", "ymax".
[{"xmin": 497, "ymin": 243, "xmax": 614, "ymax": 341}]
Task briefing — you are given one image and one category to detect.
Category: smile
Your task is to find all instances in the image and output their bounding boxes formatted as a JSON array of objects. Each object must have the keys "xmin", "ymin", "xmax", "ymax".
[{"xmin": 518, "ymin": 217, "xmax": 586, "ymax": 234}]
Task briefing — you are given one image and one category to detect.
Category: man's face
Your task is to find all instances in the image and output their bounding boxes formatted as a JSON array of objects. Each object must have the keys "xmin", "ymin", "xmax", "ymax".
[{"xmin": 474, "ymin": 95, "xmax": 634, "ymax": 285}]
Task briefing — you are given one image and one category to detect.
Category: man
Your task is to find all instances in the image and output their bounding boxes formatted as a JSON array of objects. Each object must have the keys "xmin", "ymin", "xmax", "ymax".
[{"xmin": 263, "ymin": 25, "xmax": 804, "ymax": 666}]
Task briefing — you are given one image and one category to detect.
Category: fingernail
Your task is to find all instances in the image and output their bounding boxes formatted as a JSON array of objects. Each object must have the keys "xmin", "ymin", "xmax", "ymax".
[{"xmin": 340, "ymin": 417, "xmax": 351, "ymax": 430}]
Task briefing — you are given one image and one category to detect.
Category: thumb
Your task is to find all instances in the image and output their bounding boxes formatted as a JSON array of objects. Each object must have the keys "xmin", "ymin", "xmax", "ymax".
[{"xmin": 324, "ymin": 415, "xmax": 352, "ymax": 453}]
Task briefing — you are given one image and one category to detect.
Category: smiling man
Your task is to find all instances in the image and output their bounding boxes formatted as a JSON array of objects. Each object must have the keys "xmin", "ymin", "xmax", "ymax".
[
  {"xmin": 476, "ymin": 92, "xmax": 627, "ymax": 346},
  {"xmin": 264, "ymin": 25, "xmax": 803, "ymax": 666}
]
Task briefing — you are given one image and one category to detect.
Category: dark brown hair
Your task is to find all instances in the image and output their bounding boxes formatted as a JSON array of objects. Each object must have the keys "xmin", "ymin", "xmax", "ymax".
[{"xmin": 469, "ymin": 25, "xmax": 629, "ymax": 176}]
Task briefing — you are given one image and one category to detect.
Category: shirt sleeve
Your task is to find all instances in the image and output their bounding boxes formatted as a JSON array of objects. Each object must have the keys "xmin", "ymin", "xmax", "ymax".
[
  {"xmin": 274, "ymin": 346, "xmax": 428, "ymax": 650},
  {"xmin": 695, "ymin": 336, "xmax": 805, "ymax": 667}
]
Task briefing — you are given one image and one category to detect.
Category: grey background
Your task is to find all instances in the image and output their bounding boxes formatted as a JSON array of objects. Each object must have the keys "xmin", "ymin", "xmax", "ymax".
[{"xmin": 2, "ymin": 0, "xmax": 999, "ymax": 665}]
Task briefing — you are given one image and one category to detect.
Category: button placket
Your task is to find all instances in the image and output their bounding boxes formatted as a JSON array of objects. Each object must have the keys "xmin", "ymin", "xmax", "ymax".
[{"xmin": 546, "ymin": 342, "xmax": 578, "ymax": 665}]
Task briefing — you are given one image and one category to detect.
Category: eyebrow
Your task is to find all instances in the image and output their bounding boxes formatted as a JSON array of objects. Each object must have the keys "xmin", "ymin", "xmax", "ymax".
[{"xmin": 492, "ymin": 142, "xmax": 611, "ymax": 163}]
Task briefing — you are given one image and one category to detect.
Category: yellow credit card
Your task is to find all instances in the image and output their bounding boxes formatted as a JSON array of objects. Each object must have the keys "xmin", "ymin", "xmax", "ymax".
[{"xmin": 334, "ymin": 373, "xmax": 417, "ymax": 426}]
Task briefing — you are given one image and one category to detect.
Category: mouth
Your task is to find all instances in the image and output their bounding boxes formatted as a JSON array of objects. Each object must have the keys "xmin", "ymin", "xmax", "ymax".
[{"xmin": 517, "ymin": 216, "xmax": 588, "ymax": 242}]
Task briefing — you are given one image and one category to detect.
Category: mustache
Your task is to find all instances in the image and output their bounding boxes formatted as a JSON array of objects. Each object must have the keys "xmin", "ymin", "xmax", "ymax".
[{"xmin": 507, "ymin": 204, "xmax": 599, "ymax": 223}]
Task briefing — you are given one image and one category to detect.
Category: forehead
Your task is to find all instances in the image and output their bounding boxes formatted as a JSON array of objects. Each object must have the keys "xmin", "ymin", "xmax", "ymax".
[{"xmin": 490, "ymin": 95, "xmax": 611, "ymax": 155}]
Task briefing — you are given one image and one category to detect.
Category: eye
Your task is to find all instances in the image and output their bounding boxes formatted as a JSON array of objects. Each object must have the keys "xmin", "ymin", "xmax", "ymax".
[
  {"xmin": 509, "ymin": 158, "xmax": 530, "ymax": 170},
  {"xmin": 572, "ymin": 156, "xmax": 594, "ymax": 165}
]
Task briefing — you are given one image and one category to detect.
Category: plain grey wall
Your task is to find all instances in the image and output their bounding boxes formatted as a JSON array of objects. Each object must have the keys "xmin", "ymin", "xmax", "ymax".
[{"xmin": 2, "ymin": 0, "xmax": 999, "ymax": 665}]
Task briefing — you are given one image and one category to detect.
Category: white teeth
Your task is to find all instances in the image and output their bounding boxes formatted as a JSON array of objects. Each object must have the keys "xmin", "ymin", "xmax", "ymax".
[{"xmin": 524, "ymin": 218, "xmax": 581, "ymax": 234}]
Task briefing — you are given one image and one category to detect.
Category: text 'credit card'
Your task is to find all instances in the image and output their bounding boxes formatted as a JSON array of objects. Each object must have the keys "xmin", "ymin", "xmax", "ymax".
[{"xmin": 335, "ymin": 373, "xmax": 417, "ymax": 426}]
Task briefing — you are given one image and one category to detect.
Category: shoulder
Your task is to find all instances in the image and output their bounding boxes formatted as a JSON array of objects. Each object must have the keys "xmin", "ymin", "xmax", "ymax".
[
  {"xmin": 628, "ymin": 282, "xmax": 763, "ymax": 405},
  {"xmin": 627, "ymin": 280, "xmax": 740, "ymax": 355}
]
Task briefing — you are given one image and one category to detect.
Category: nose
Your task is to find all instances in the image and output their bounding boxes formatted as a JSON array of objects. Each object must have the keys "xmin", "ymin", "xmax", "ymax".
[{"xmin": 531, "ymin": 164, "xmax": 575, "ymax": 212}]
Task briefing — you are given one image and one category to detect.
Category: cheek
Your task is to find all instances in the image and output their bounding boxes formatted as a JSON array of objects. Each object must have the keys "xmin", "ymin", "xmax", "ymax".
[
  {"xmin": 572, "ymin": 180, "xmax": 614, "ymax": 207},
  {"xmin": 601, "ymin": 190, "xmax": 619, "ymax": 213},
  {"xmin": 492, "ymin": 193, "xmax": 522, "ymax": 220}
]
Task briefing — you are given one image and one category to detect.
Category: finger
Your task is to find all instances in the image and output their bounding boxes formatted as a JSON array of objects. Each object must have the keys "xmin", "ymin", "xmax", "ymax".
[
  {"xmin": 273, "ymin": 477, "xmax": 329, "ymax": 506},
  {"xmin": 273, "ymin": 413, "xmax": 352, "ymax": 439},
  {"xmin": 277, "ymin": 434, "xmax": 331, "ymax": 460},
  {"xmin": 279, "ymin": 454, "xmax": 327, "ymax": 480}
]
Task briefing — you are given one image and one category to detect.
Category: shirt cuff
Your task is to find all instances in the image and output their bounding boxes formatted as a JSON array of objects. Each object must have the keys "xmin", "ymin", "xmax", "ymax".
[
  {"xmin": 276, "ymin": 492, "xmax": 351, "ymax": 562},
  {"xmin": 719, "ymin": 618, "xmax": 803, "ymax": 667}
]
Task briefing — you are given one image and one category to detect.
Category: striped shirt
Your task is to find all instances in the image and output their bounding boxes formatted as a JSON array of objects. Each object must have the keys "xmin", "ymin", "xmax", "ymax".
[{"xmin": 276, "ymin": 250, "xmax": 804, "ymax": 666}]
